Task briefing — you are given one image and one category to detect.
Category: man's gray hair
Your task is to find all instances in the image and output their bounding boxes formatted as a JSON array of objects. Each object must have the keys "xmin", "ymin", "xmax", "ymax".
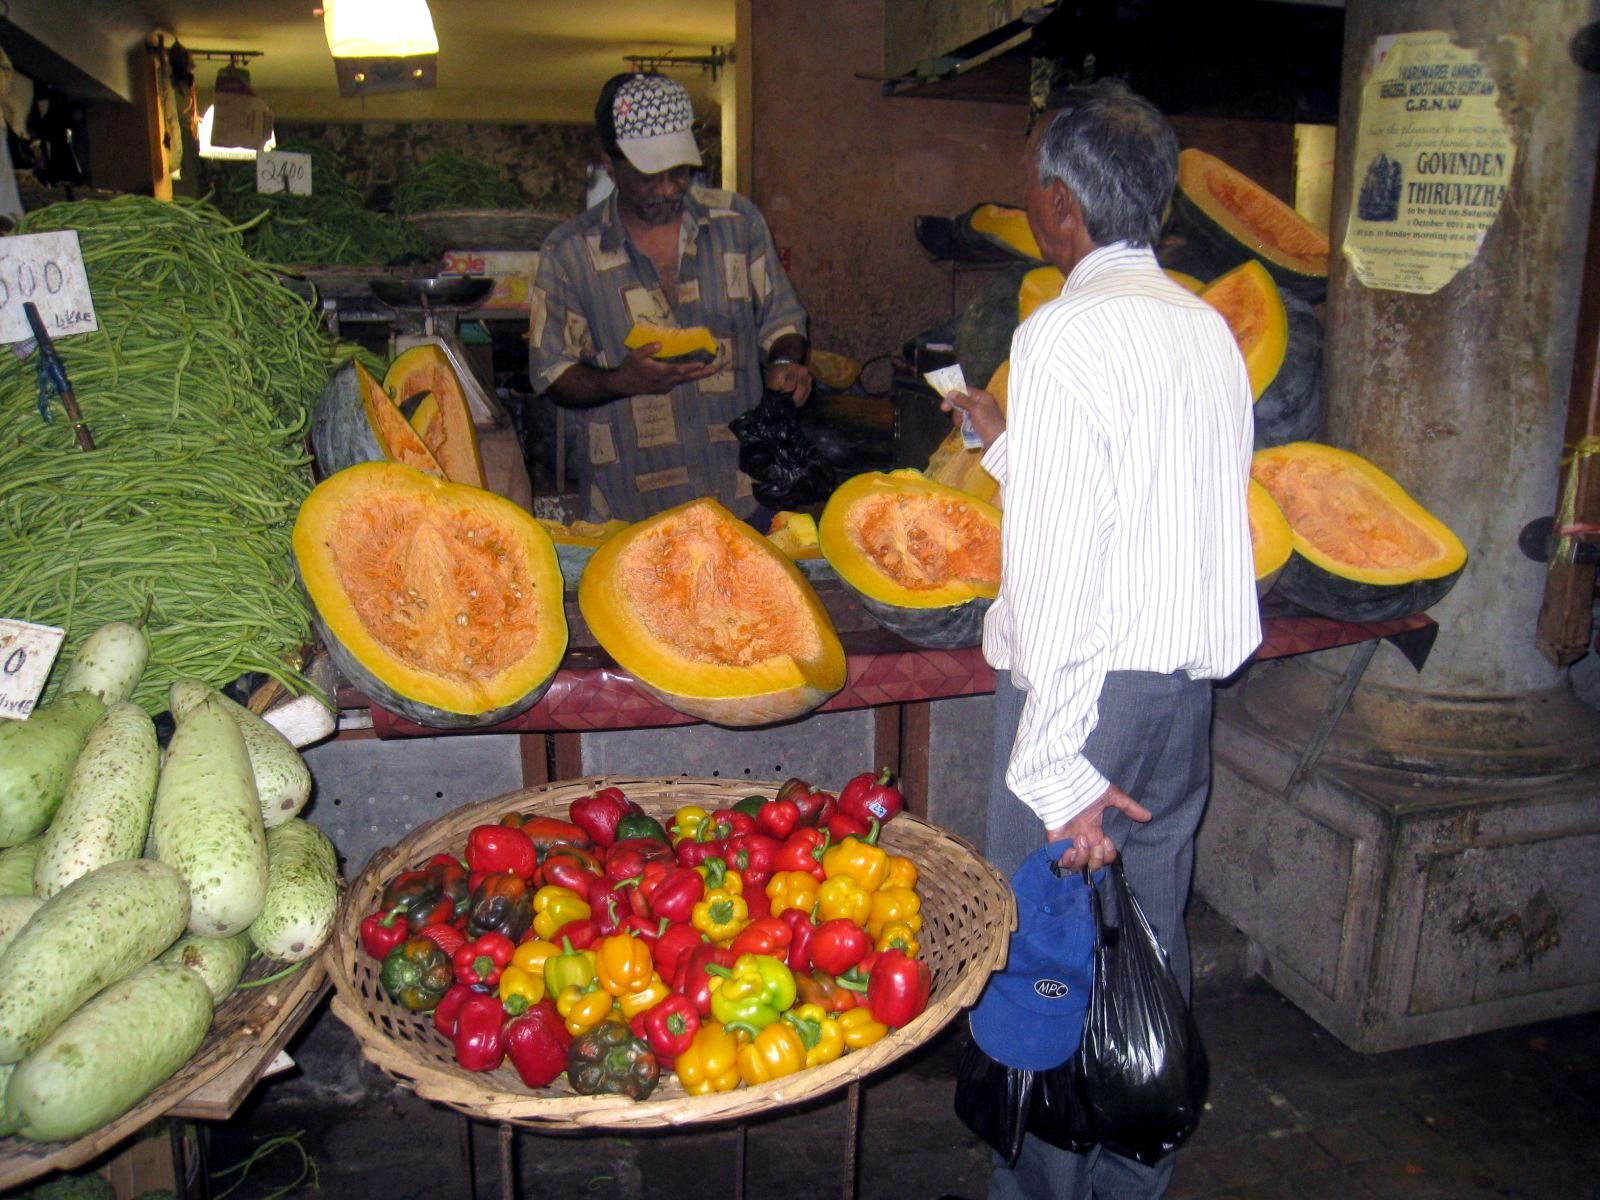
[{"xmin": 1033, "ymin": 80, "xmax": 1178, "ymax": 248}]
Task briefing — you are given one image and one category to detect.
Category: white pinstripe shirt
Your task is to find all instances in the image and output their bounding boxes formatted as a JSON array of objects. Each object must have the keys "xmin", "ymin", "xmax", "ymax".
[{"xmin": 980, "ymin": 242, "xmax": 1262, "ymax": 829}]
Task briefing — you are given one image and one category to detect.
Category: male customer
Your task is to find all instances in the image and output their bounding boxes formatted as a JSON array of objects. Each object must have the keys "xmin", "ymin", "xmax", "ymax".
[
  {"xmin": 944, "ymin": 80, "xmax": 1261, "ymax": 1198},
  {"xmin": 528, "ymin": 72, "xmax": 811, "ymax": 524}
]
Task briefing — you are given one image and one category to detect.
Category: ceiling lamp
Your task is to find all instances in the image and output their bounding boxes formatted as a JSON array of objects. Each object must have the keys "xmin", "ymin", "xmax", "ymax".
[
  {"xmin": 198, "ymin": 104, "xmax": 278, "ymax": 160},
  {"xmin": 324, "ymin": 0, "xmax": 439, "ymax": 97}
]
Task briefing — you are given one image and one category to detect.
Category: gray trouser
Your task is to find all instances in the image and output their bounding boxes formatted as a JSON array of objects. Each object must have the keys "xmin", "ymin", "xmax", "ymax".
[{"xmin": 985, "ymin": 669, "xmax": 1213, "ymax": 1200}]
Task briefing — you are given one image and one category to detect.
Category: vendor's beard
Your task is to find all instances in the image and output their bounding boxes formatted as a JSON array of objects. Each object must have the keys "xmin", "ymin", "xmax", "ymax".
[{"xmin": 637, "ymin": 197, "xmax": 684, "ymax": 225}]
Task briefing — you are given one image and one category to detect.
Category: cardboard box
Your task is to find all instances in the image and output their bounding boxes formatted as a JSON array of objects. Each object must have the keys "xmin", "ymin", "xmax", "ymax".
[{"xmin": 440, "ymin": 250, "xmax": 541, "ymax": 312}]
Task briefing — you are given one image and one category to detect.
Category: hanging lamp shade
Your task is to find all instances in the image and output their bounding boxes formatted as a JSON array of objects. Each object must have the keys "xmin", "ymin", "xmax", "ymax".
[
  {"xmin": 198, "ymin": 104, "xmax": 277, "ymax": 160},
  {"xmin": 323, "ymin": 0, "xmax": 439, "ymax": 96}
]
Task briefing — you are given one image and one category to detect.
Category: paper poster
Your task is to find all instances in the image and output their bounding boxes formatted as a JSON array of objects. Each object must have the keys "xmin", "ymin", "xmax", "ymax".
[{"xmin": 1343, "ymin": 30, "xmax": 1526, "ymax": 294}]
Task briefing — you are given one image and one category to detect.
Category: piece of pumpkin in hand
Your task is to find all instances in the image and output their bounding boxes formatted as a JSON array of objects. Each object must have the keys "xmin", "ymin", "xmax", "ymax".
[{"xmin": 624, "ymin": 322, "xmax": 718, "ymax": 365}]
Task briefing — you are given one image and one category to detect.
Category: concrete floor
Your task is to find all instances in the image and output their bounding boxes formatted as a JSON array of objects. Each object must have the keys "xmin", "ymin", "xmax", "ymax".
[{"xmin": 192, "ymin": 906, "xmax": 1600, "ymax": 1200}]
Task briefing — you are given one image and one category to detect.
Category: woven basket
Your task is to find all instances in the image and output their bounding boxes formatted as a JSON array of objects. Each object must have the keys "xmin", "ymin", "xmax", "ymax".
[
  {"xmin": 403, "ymin": 209, "xmax": 567, "ymax": 253},
  {"xmin": 0, "ymin": 950, "xmax": 329, "ymax": 1190},
  {"xmin": 328, "ymin": 776, "xmax": 1014, "ymax": 1130}
]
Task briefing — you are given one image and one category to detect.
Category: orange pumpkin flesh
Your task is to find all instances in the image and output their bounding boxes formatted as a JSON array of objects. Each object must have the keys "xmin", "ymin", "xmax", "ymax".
[
  {"xmin": 842, "ymin": 493, "xmax": 1000, "ymax": 599},
  {"xmin": 385, "ymin": 345, "xmax": 486, "ymax": 489}
]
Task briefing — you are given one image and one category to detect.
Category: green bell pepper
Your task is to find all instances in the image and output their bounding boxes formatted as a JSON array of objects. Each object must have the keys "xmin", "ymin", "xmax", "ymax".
[
  {"xmin": 615, "ymin": 811, "xmax": 672, "ymax": 844},
  {"xmin": 379, "ymin": 935, "xmax": 455, "ymax": 1012},
  {"xmin": 705, "ymin": 952, "xmax": 797, "ymax": 1036}
]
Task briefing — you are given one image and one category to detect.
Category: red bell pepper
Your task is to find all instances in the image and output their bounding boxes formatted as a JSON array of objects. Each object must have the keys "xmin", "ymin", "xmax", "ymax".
[
  {"xmin": 453, "ymin": 931, "xmax": 515, "ymax": 987},
  {"xmin": 866, "ymin": 949, "xmax": 931, "ymax": 1029},
  {"xmin": 673, "ymin": 942, "xmax": 736, "ymax": 1017},
  {"xmin": 608, "ymin": 837, "xmax": 676, "ymax": 879},
  {"xmin": 568, "ymin": 786, "xmax": 637, "ymax": 848},
  {"xmin": 503, "ymin": 997, "xmax": 571, "ymax": 1088},
  {"xmin": 625, "ymin": 914, "xmax": 668, "ymax": 943},
  {"xmin": 379, "ymin": 853, "xmax": 469, "ymax": 928},
  {"xmin": 810, "ymin": 918, "xmax": 873, "ymax": 975},
  {"xmin": 640, "ymin": 992, "xmax": 700, "ymax": 1067},
  {"xmin": 838, "ymin": 767, "xmax": 905, "ymax": 826},
  {"xmin": 723, "ymin": 832, "xmax": 780, "ymax": 889},
  {"xmin": 773, "ymin": 828, "xmax": 831, "ymax": 881},
  {"xmin": 359, "ymin": 907, "xmax": 411, "ymax": 961},
  {"xmin": 416, "ymin": 921, "xmax": 466, "ymax": 957},
  {"xmin": 729, "ymin": 916, "xmax": 793, "ymax": 960},
  {"xmin": 795, "ymin": 969, "xmax": 862, "ymax": 1012},
  {"xmin": 779, "ymin": 907, "xmax": 817, "ymax": 974},
  {"xmin": 651, "ymin": 921, "xmax": 705, "ymax": 987},
  {"xmin": 639, "ymin": 863, "xmax": 704, "ymax": 924},
  {"xmin": 465, "ymin": 824, "xmax": 538, "ymax": 882},
  {"xmin": 825, "ymin": 810, "xmax": 873, "ymax": 843},
  {"xmin": 453, "ymin": 991, "xmax": 508, "ymax": 1072},
  {"xmin": 710, "ymin": 808, "xmax": 757, "ymax": 839},
  {"xmin": 552, "ymin": 917, "xmax": 600, "ymax": 950},
  {"xmin": 674, "ymin": 832, "xmax": 725, "ymax": 869},
  {"xmin": 777, "ymin": 777, "xmax": 836, "ymax": 827},
  {"xmin": 743, "ymin": 884, "xmax": 772, "ymax": 922},
  {"xmin": 586, "ymin": 878, "xmax": 634, "ymax": 937},
  {"xmin": 465, "ymin": 872, "xmax": 532, "ymax": 942},
  {"xmin": 500, "ymin": 813, "xmax": 593, "ymax": 859},
  {"xmin": 540, "ymin": 845, "xmax": 605, "ymax": 894},
  {"xmin": 432, "ymin": 982, "xmax": 476, "ymax": 1039},
  {"xmin": 754, "ymin": 798, "xmax": 801, "ymax": 840}
]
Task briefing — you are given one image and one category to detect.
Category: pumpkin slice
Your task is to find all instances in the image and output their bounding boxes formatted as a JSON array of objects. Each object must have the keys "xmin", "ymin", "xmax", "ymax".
[
  {"xmin": 1201, "ymin": 261, "xmax": 1288, "ymax": 401},
  {"xmin": 924, "ymin": 361, "xmax": 1007, "ymax": 507},
  {"xmin": 1201, "ymin": 262, "xmax": 1323, "ymax": 448},
  {"xmin": 820, "ymin": 470, "xmax": 1002, "ymax": 649},
  {"xmin": 767, "ymin": 511, "xmax": 823, "ymax": 561},
  {"xmin": 312, "ymin": 361, "xmax": 444, "ymax": 480},
  {"xmin": 1170, "ymin": 149, "xmax": 1330, "ymax": 302},
  {"xmin": 1250, "ymin": 442, "xmax": 1467, "ymax": 622},
  {"xmin": 385, "ymin": 344, "xmax": 486, "ymax": 489},
  {"xmin": 623, "ymin": 322, "xmax": 718, "ymax": 365},
  {"xmin": 1165, "ymin": 269, "xmax": 1209, "ymax": 294},
  {"xmin": 293, "ymin": 462, "xmax": 567, "ymax": 729},
  {"xmin": 914, "ymin": 201, "xmax": 1044, "ymax": 265},
  {"xmin": 1018, "ymin": 266, "xmax": 1065, "ymax": 323},
  {"xmin": 1248, "ymin": 479, "xmax": 1293, "ymax": 598},
  {"xmin": 807, "ymin": 348, "xmax": 863, "ymax": 392},
  {"xmin": 578, "ymin": 498, "xmax": 845, "ymax": 727},
  {"xmin": 967, "ymin": 202, "xmax": 1044, "ymax": 262}
]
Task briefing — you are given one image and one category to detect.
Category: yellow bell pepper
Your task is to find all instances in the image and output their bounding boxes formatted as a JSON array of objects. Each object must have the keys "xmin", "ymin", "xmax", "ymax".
[
  {"xmin": 498, "ymin": 963, "xmax": 545, "ymax": 1008},
  {"xmin": 816, "ymin": 876, "xmax": 872, "ymax": 925},
  {"xmin": 511, "ymin": 938, "xmax": 560, "ymax": 979},
  {"xmin": 532, "ymin": 885, "xmax": 591, "ymax": 941},
  {"xmin": 675, "ymin": 1020, "xmax": 742, "ymax": 1095},
  {"xmin": 837, "ymin": 1005, "xmax": 889, "ymax": 1050},
  {"xmin": 735, "ymin": 1020, "xmax": 807, "ymax": 1086},
  {"xmin": 671, "ymin": 805, "xmax": 711, "ymax": 844},
  {"xmin": 883, "ymin": 854, "xmax": 919, "ymax": 891},
  {"xmin": 785, "ymin": 1003, "xmax": 845, "ymax": 1068},
  {"xmin": 822, "ymin": 833, "xmax": 889, "ymax": 892},
  {"xmin": 692, "ymin": 888, "xmax": 750, "ymax": 943},
  {"xmin": 867, "ymin": 886, "xmax": 922, "ymax": 939},
  {"xmin": 765, "ymin": 870, "xmax": 819, "ymax": 918},
  {"xmin": 596, "ymin": 932, "xmax": 655, "ymax": 996},
  {"xmin": 557, "ymin": 982, "xmax": 617, "ymax": 1036},
  {"xmin": 618, "ymin": 971, "xmax": 671, "ymax": 1020},
  {"xmin": 696, "ymin": 857, "xmax": 742, "ymax": 895},
  {"xmin": 875, "ymin": 920, "xmax": 921, "ymax": 958}
]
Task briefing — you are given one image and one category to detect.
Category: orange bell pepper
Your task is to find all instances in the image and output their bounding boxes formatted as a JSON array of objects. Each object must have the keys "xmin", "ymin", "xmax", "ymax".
[
  {"xmin": 675, "ymin": 1020, "xmax": 741, "ymax": 1094},
  {"xmin": 875, "ymin": 920, "xmax": 920, "ymax": 958},
  {"xmin": 735, "ymin": 1019, "xmax": 807, "ymax": 1085},
  {"xmin": 883, "ymin": 854, "xmax": 919, "ymax": 891},
  {"xmin": 784, "ymin": 1002, "xmax": 845, "ymax": 1068},
  {"xmin": 821, "ymin": 828, "xmax": 889, "ymax": 892},
  {"xmin": 837, "ymin": 1005, "xmax": 889, "ymax": 1050},
  {"xmin": 618, "ymin": 971, "xmax": 671, "ymax": 1020},
  {"xmin": 556, "ymin": 982, "xmax": 617, "ymax": 1036},
  {"xmin": 596, "ymin": 932, "xmax": 654, "ymax": 996}
]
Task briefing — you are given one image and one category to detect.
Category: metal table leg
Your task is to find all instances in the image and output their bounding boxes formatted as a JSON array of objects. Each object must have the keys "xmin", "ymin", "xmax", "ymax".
[
  {"xmin": 499, "ymin": 1122, "xmax": 516, "ymax": 1200},
  {"xmin": 842, "ymin": 1081, "xmax": 861, "ymax": 1200},
  {"xmin": 1282, "ymin": 637, "xmax": 1380, "ymax": 807}
]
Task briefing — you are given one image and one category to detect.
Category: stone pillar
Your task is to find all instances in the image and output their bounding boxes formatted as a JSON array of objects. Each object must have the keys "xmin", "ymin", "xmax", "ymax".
[{"xmin": 1197, "ymin": 0, "xmax": 1600, "ymax": 1051}]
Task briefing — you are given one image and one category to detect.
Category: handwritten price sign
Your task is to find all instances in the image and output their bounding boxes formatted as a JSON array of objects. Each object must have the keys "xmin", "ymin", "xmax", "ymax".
[
  {"xmin": 256, "ymin": 151, "xmax": 313, "ymax": 196},
  {"xmin": 0, "ymin": 619, "xmax": 65, "ymax": 720},
  {"xmin": 0, "ymin": 232, "xmax": 98, "ymax": 344}
]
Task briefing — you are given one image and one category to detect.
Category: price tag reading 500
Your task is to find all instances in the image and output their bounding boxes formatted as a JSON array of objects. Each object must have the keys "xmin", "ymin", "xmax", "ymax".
[
  {"xmin": 0, "ymin": 619, "xmax": 66, "ymax": 720},
  {"xmin": 0, "ymin": 231, "xmax": 98, "ymax": 345}
]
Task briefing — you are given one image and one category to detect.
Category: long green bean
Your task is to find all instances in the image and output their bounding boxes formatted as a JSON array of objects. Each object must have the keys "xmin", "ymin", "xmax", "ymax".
[
  {"xmin": 392, "ymin": 151, "xmax": 525, "ymax": 214},
  {"xmin": 0, "ymin": 195, "xmax": 336, "ymax": 711}
]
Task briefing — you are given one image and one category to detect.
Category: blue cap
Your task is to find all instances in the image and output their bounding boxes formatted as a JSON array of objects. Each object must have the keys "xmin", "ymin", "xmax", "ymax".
[{"xmin": 968, "ymin": 846, "xmax": 1098, "ymax": 1071}]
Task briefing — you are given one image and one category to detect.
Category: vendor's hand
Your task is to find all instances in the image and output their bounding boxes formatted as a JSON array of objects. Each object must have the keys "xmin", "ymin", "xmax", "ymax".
[
  {"xmin": 609, "ymin": 343, "xmax": 717, "ymax": 397},
  {"xmin": 765, "ymin": 361, "xmax": 813, "ymax": 406},
  {"xmin": 1046, "ymin": 784, "xmax": 1152, "ymax": 872},
  {"xmin": 941, "ymin": 386, "xmax": 1005, "ymax": 448}
]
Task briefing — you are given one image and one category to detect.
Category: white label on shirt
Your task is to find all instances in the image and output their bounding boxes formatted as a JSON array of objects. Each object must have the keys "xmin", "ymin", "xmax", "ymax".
[
  {"xmin": 631, "ymin": 394, "xmax": 678, "ymax": 449},
  {"xmin": 735, "ymin": 470, "xmax": 754, "ymax": 500},
  {"xmin": 588, "ymin": 484, "xmax": 612, "ymax": 520},
  {"xmin": 636, "ymin": 465, "xmax": 691, "ymax": 493},
  {"xmin": 750, "ymin": 252, "xmax": 773, "ymax": 305},
  {"xmin": 707, "ymin": 422, "xmax": 738, "ymax": 444},
  {"xmin": 585, "ymin": 231, "xmax": 629, "ymax": 273},
  {"xmin": 677, "ymin": 279, "xmax": 700, "ymax": 305},
  {"xmin": 723, "ymin": 251, "xmax": 750, "ymax": 302},
  {"xmin": 700, "ymin": 342, "xmax": 735, "ymax": 394},
  {"xmin": 0, "ymin": 619, "xmax": 66, "ymax": 720},
  {"xmin": 588, "ymin": 421, "xmax": 619, "ymax": 466}
]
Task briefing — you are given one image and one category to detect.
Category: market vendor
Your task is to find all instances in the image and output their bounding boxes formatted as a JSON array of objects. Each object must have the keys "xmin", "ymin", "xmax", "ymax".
[{"xmin": 528, "ymin": 72, "xmax": 811, "ymax": 524}]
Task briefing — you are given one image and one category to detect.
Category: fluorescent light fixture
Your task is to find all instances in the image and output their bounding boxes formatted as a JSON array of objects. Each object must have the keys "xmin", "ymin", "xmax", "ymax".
[
  {"xmin": 324, "ymin": 0, "xmax": 439, "ymax": 96},
  {"xmin": 197, "ymin": 104, "xmax": 277, "ymax": 160}
]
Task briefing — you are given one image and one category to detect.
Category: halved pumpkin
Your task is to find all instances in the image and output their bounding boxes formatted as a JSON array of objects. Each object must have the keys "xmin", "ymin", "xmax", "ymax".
[
  {"xmin": 624, "ymin": 322, "xmax": 718, "ymax": 365},
  {"xmin": 578, "ymin": 498, "xmax": 845, "ymax": 727},
  {"xmin": 1018, "ymin": 266, "xmax": 1065, "ymax": 323},
  {"xmin": 1250, "ymin": 442, "xmax": 1467, "ymax": 622},
  {"xmin": 967, "ymin": 203, "xmax": 1044, "ymax": 262},
  {"xmin": 1201, "ymin": 262, "xmax": 1323, "ymax": 447},
  {"xmin": 312, "ymin": 361, "xmax": 444, "ymax": 479},
  {"xmin": 819, "ymin": 470, "xmax": 1002, "ymax": 649},
  {"xmin": 914, "ymin": 201, "xmax": 1044, "ymax": 266},
  {"xmin": 1248, "ymin": 479, "xmax": 1293, "ymax": 598},
  {"xmin": 924, "ymin": 361, "xmax": 1006, "ymax": 507},
  {"xmin": 808, "ymin": 349, "xmax": 863, "ymax": 392},
  {"xmin": 385, "ymin": 344, "xmax": 486, "ymax": 489},
  {"xmin": 1170, "ymin": 149, "xmax": 1330, "ymax": 302},
  {"xmin": 293, "ymin": 462, "xmax": 567, "ymax": 728},
  {"xmin": 1201, "ymin": 261, "xmax": 1288, "ymax": 400}
]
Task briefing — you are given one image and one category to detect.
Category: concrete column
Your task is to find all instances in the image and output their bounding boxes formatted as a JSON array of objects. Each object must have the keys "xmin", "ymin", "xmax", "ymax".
[{"xmin": 1245, "ymin": 0, "xmax": 1600, "ymax": 776}]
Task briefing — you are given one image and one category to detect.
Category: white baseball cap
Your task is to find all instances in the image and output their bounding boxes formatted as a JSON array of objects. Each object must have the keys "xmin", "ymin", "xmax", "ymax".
[{"xmin": 611, "ymin": 74, "xmax": 703, "ymax": 175}]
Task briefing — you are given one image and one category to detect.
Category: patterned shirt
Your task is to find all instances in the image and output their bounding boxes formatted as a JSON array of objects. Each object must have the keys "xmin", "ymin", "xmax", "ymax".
[
  {"xmin": 528, "ymin": 186, "xmax": 808, "ymax": 523},
  {"xmin": 980, "ymin": 242, "xmax": 1262, "ymax": 829}
]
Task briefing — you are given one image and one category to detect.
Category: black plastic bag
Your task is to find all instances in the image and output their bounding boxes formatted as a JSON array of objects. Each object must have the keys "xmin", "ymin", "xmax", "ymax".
[
  {"xmin": 1072, "ymin": 860, "xmax": 1209, "ymax": 1164},
  {"xmin": 955, "ymin": 1031, "xmax": 1098, "ymax": 1168},
  {"xmin": 729, "ymin": 388, "xmax": 835, "ymax": 510}
]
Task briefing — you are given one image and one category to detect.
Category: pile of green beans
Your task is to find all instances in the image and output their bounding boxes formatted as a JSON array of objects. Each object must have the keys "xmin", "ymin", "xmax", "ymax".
[
  {"xmin": 0, "ymin": 195, "xmax": 337, "ymax": 711},
  {"xmin": 211, "ymin": 144, "xmax": 427, "ymax": 266},
  {"xmin": 392, "ymin": 152, "xmax": 526, "ymax": 214}
]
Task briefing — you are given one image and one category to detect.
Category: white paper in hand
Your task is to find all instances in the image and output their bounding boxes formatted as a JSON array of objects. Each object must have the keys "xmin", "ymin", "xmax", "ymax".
[{"xmin": 923, "ymin": 364, "xmax": 984, "ymax": 449}]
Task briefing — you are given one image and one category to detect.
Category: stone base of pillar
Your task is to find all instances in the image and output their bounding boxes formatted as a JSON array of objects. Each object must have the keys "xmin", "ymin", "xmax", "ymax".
[{"xmin": 1198, "ymin": 658, "xmax": 1600, "ymax": 1053}]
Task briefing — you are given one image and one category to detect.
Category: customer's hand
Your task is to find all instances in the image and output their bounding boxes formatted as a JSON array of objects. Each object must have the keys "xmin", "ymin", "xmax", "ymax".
[
  {"xmin": 1046, "ymin": 784, "xmax": 1152, "ymax": 872},
  {"xmin": 941, "ymin": 386, "xmax": 1005, "ymax": 448},
  {"xmin": 609, "ymin": 343, "xmax": 717, "ymax": 397}
]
